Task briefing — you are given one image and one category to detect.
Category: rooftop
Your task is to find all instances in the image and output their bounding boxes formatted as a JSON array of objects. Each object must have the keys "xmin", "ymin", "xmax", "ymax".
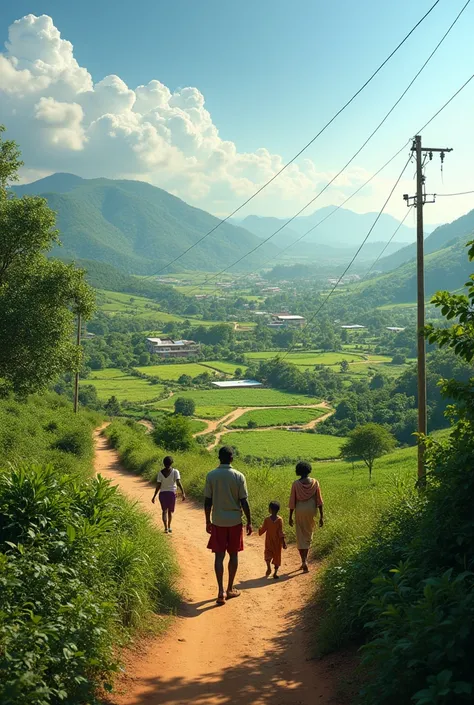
[
  {"xmin": 340, "ymin": 324, "xmax": 365, "ymax": 329},
  {"xmin": 272, "ymin": 314, "xmax": 305, "ymax": 320},
  {"xmin": 146, "ymin": 337, "xmax": 196, "ymax": 346},
  {"xmin": 211, "ymin": 379, "xmax": 263, "ymax": 389}
]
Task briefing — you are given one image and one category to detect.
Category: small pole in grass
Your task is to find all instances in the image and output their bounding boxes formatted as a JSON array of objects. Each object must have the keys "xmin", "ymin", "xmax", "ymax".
[{"xmin": 74, "ymin": 311, "xmax": 81, "ymax": 414}]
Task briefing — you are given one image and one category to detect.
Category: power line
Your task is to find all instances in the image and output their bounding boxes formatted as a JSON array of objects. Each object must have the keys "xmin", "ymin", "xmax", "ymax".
[
  {"xmin": 201, "ymin": 144, "xmax": 411, "ymax": 300},
  {"xmin": 186, "ymin": 0, "xmax": 471, "ymax": 296},
  {"xmin": 143, "ymin": 0, "xmax": 442, "ymax": 279},
  {"xmin": 278, "ymin": 152, "xmax": 413, "ymax": 360},
  {"xmin": 364, "ymin": 205, "xmax": 415, "ymax": 276},
  {"xmin": 436, "ymin": 189, "xmax": 474, "ymax": 196}
]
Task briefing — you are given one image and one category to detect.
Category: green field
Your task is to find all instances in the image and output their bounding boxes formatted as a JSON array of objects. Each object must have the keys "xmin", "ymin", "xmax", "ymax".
[
  {"xmin": 82, "ymin": 369, "xmax": 165, "ymax": 402},
  {"xmin": 201, "ymin": 361, "xmax": 248, "ymax": 375},
  {"xmin": 245, "ymin": 350, "xmax": 366, "ymax": 366},
  {"xmin": 229, "ymin": 407, "xmax": 327, "ymax": 428},
  {"xmin": 136, "ymin": 363, "xmax": 216, "ymax": 380},
  {"xmin": 158, "ymin": 388, "xmax": 320, "ymax": 412},
  {"xmin": 224, "ymin": 429, "xmax": 344, "ymax": 460},
  {"xmin": 153, "ymin": 403, "xmax": 234, "ymax": 420}
]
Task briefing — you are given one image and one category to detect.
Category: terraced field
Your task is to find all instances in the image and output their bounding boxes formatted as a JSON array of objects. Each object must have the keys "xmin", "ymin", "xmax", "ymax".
[
  {"xmin": 136, "ymin": 363, "xmax": 218, "ymax": 380},
  {"xmin": 224, "ymin": 429, "xmax": 344, "ymax": 461},
  {"xmin": 158, "ymin": 388, "xmax": 321, "ymax": 411},
  {"xmin": 82, "ymin": 369, "xmax": 165, "ymax": 402},
  {"xmin": 228, "ymin": 407, "xmax": 327, "ymax": 428}
]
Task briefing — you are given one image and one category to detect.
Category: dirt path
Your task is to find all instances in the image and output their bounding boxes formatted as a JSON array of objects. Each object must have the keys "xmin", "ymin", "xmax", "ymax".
[
  {"xmin": 94, "ymin": 430, "xmax": 344, "ymax": 705},
  {"xmin": 193, "ymin": 401, "xmax": 332, "ymax": 440}
]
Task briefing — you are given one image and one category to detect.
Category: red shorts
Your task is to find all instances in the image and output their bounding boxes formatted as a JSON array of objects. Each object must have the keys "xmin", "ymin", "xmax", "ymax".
[{"xmin": 207, "ymin": 524, "xmax": 244, "ymax": 554}]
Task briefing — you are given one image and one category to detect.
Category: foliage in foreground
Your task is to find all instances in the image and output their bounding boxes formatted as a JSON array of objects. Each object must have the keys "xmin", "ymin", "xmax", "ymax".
[
  {"xmin": 0, "ymin": 395, "xmax": 178, "ymax": 705},
  {"xmin": 317, "ymin": 243, "xmax": 474, "ymax": 704},
  {"xmin": 0, "ymin": 126, "xmax": 94, "ymax": 395}
]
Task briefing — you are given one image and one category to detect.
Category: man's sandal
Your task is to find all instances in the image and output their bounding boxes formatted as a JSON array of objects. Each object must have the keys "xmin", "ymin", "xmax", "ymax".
[
  {"xmin": 216, "ymin": 594, "xmax": 226, "ymax": 605},
  {"xmin": 226, "ymin": 589, "xmax": 241, "ymax": 599}
]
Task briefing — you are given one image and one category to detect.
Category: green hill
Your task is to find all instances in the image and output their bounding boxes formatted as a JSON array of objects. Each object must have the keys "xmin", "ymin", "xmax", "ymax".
[
  {"xmin": 376, "ymin": 207, "xmax": 474, "ymax": 272},
  {"xmin": 356, "ymin": 234, "xmax": 472, "ymax": 305},
  {"xmin": 13, "ymin": 174, "xmax": 278, "ymax": 273}
]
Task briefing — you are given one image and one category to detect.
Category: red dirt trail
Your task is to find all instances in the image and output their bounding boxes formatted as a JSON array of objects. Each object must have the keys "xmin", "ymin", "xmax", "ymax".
[{"xmin": 94, "ymin": 429, "xmax": 349, "ymax": 705}]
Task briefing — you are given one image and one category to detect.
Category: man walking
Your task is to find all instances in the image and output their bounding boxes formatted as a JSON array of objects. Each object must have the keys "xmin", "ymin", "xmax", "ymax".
[{"xmin": 204, "ymin": 446, "xmax": 252, "ymax": 604}]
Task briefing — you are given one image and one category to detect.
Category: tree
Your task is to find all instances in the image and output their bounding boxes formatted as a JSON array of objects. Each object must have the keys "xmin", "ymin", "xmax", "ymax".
[
  {"xmin": 178, "ymin": 374, "xmax": 193, "ymax": 386},
  {"xmin": 104, "ymin": 395, "xmax": 121, "ymax": 416},
  {"xmin": 391, "ymin": 353, "xmax": 406, "ymax": 365},
  {"xmin": 340, "ymin": 359, "xmax": 350, "ymax": 373},
  {"xmin": 139, "ymin": 352, "xmax": 150, "ymax": 366},
  {"xmin": 174, "ymin": 397, "xmax": 196, "ymax": 416},
  {"xmin": 153, "ymin": 414, "xmax": 194, "ymax": 451},
  {"xmin": 341, "ymin": 423, "xmax": 396, "ymax": 480},
  {"xmin": 0, "ymin": 127, "xmax": 94, "ymax": 395}
]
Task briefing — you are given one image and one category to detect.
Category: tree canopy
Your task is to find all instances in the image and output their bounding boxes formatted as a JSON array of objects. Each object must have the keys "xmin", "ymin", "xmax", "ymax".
[
  {"xmin": 341, "ymin": 423, "xmax": 396, "ymax": 479},
  {"xmin": 0, "ymin": 126, "xmax": 94, "ymax": 395}
]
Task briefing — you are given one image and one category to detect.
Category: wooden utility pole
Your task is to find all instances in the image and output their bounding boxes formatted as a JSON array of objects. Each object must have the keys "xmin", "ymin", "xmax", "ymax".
[
  {"xmin": 73, "ymin": 312, "xmax": 81, "ymax": 414},
  {"xmin": 404, "ymin": 136, "xmax": 452, "ymax": 484}
]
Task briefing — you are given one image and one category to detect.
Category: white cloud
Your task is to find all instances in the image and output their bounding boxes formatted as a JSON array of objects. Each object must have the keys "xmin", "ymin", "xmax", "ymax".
[{"xmin": 0, "ymin": 13, "xmax": 378, "ymax": 217}]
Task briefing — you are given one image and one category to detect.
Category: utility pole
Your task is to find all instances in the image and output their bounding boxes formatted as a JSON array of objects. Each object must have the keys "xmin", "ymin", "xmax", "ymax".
[
  {"xmin": 73, "ymin": 312, "xmax": 81, "ymax": 414},
  {"xmin": 403, "ymin": 135, "xmax": 452, "ymax": 484}
]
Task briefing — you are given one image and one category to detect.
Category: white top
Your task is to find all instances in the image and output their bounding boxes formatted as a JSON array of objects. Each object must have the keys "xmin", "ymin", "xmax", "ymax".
[{"xmin": 158, "ymin": 468, "xmax": 180, "ymax": 492}]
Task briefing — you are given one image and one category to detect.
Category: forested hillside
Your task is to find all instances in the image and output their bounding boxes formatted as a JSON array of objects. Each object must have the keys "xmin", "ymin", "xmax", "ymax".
[
  {"xmin": 357, "ymin": 235, "xmax": 473, "ymax": 305},
  {"xmin": 13, "ymin": 174, "xmax": 278, "ymax": 273},
  {"xmin": 376, "ymin": 206, "xmax": 474, "ymax": 272}
]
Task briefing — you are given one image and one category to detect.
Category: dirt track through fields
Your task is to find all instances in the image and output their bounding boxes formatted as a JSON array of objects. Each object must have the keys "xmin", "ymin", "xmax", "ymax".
[{"xmin": 94, "ymin": 429, "xmax": 347, "ymax": 705}]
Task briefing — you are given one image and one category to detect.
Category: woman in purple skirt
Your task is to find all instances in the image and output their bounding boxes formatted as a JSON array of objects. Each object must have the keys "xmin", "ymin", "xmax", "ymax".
[{"xmin": 151, "ymin": 456, "xmax": 186, "ymax": 533}]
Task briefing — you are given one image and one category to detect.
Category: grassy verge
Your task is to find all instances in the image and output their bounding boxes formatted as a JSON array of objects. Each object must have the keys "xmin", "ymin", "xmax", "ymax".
[{"xmin": 0, "ymin": 394, "xmax": 178, "ymax": 704}]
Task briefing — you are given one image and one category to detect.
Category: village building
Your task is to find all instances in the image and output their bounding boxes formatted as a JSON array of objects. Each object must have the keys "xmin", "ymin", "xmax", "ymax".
[
  {"xmin": 211, "ymin": 379, "xmax": 263, "ymax": 389},
  {"xmin": 268, "ymin": 314, "xmax": 306, "ymax": 328},
  {"xmin": 146, "ymin": 337, "xmax": 200, "ymax": 358}
]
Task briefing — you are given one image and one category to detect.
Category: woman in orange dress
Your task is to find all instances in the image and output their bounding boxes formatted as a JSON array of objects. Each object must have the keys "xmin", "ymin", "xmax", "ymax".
[{"xmin": 288, "ymin": 461, "xmax": 324, "ymax": 573}]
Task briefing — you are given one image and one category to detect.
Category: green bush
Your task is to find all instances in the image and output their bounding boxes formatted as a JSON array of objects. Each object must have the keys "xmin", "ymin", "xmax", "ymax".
[{"xmin": 0, "ymin": 463, "xmax": 178, "ymax": 705}]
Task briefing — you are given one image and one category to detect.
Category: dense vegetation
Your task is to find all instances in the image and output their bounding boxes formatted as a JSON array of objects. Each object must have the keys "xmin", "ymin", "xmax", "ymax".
[
  {"xmin": 0, "ymin": 129, "xmax": 178, "ymax": 704},
  {"xmin": 316, "ymin": 244, "xmax": 474, "ymax": 704},
  {"xmin": 0, "ymin": 394, "xmax": 178, "ymax": 704}
]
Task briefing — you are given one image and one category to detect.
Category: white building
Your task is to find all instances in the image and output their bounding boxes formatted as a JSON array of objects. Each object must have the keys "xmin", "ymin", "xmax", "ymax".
[
  {"xmin": 146, "ymin": 337, "xmax": 200, "ymax": 358},
  {"xmin": 269, "ymin": 314, "xmax": 306, "ymax": 328}
]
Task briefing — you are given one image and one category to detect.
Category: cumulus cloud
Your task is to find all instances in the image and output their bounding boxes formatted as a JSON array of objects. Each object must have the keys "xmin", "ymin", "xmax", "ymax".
[{"xmin": 0, "ymin": 13, "xmax": 370, "ymax": 216}]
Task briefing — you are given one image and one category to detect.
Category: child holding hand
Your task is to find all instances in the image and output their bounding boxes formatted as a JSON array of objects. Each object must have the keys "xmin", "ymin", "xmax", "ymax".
[{"xmin": 259, "ymin": 501, "xmax": 287, "ymax": 579}]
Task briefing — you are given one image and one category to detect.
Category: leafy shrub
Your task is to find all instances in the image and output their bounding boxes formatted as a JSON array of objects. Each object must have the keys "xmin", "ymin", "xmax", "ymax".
[
  {"xmin": 0, "ymin": 463, "xmax": 178, "ymax": 705},
  {"xmin": 52, "ymin": 427, "xmax": 91, "ymax": 457},
  {"xmin": 174, "ymin": 396, "xmax": 195, "ymax": 416},
  {"xmin": 154, "ymin": 414, "xmax": 195, "ymax": 451}
]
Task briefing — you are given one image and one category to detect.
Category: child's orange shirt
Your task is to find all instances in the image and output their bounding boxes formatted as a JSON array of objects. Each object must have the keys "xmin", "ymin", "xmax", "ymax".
[{"xmin": 259, "ymin": 516, "xmax": 285, "ymax": 566}]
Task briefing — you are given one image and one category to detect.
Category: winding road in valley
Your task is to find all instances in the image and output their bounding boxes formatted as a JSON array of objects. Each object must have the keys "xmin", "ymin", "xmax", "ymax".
[{"xmin": 95, "ymin": 428, "xmax": 348, "ymax": 705}]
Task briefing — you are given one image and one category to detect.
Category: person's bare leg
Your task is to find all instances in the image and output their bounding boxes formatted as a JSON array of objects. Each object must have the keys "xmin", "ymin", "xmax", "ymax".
[
  {"xmin": 299, "ymin": 549, "xmax": 309, "ymax": 571},
  {"xmin": 273, "ymin": 564, "xmax": 280, "ymax": 579},
  {"xmin": 227, "ymin": 552, "xmax": 239, "ymax": 595},
  {"xmin": 214, "ymin": 552, "xmax": 225, "ymax": 600},
  {"xmin": 265, "ymin": 559, "xmax": 271, "ymax": 577},
  {"xmin": 168, "ymin": 509, "xmax": 173, "ymax": 532},
  {"xmin": 162, "ymin": 509, "xmax": 168, "ymax": 532}
]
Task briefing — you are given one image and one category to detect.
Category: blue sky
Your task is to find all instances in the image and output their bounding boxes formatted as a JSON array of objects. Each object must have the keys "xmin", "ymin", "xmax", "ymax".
[{"xmin": 0, "ymin": 0, "xmax": 473, "ymax": 224}]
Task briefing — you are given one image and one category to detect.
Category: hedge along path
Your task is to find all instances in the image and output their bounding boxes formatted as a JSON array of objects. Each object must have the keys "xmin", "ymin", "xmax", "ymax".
[
  {"xmin": 193, "ymin": 401, "xmax": 332, "ymax": 440},
  {"xmin": 93, "ymin": 428, "xmax": 341, "ymax": 705}
]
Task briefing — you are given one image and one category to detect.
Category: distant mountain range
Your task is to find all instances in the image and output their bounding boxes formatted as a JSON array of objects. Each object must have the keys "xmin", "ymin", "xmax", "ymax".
[
  {"xmin": 236, "ymin": 206, "xmax": 419, "ymax": 250},
  {"xmin": 13, "ymin": 173, "xmax": 278, "ymax": 274}
]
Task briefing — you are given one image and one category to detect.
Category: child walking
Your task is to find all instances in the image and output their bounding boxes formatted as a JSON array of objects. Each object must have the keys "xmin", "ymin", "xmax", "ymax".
[
  {"xmin": 151, "ymin": 456, "xmax": 185, "ymax": 533},
  {"xmin": 259, "ymin": 501, "xmax": 287, "ymax": 578}
]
